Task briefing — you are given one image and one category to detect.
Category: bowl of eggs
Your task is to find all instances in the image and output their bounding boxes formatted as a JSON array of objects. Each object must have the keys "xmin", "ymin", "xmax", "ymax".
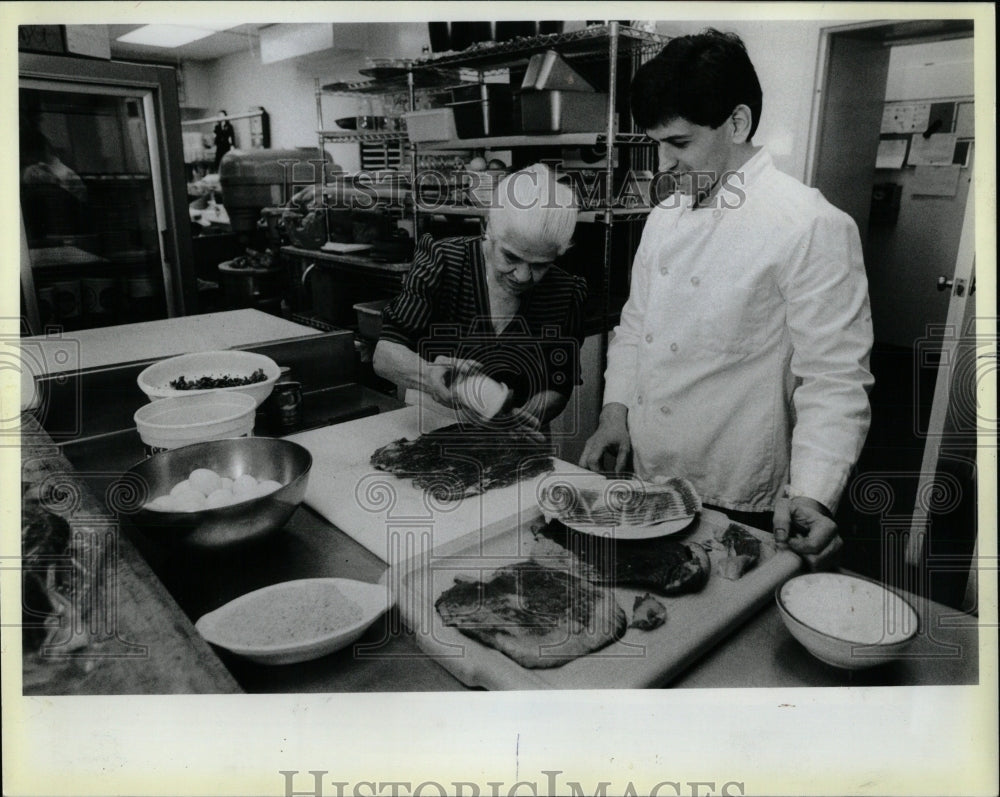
[{"xmin": 117, "ymin": 437, "xmax": 312, "ymax": 548}]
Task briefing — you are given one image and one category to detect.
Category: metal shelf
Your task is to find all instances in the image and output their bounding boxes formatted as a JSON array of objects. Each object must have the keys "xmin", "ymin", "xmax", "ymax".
[
  {"xmin": 417, "ymin": 132, "xmax": 654, "ymax": 150},
  {"xmin": 312, "ymin": 22, "xmax": 660, "ymax": 359},
  {"xmin": 80, "ymin": 173, "xmax": 152, "ymax": 182},
  {"xmin": 409, "ymin": 24, "xmax": 668, "ymax": 73},
  {"xmin": 318, "ymin": 130, "xmax": 409, "ymax": 144},
  {"xmin": 320, "ymin": 69, "xmax": 465, "ymax": 97},
  {"xmin": 415, "ymin": 203, "xmax": 651, "ymax": 224}
]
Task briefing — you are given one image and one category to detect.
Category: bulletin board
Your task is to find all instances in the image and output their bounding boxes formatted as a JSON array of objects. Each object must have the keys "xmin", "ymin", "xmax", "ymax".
[{"xmin": 877, "ymin": 98, "xmax": 974, "ymax": 172}]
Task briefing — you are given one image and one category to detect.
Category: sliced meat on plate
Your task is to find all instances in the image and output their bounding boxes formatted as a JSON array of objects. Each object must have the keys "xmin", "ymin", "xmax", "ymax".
[{"xmin": 540, "ymin": 476, "xmax": 701, "ymax": 529}]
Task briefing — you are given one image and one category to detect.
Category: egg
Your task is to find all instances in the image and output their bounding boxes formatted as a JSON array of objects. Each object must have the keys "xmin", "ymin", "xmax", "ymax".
[
  {"xmin": 204, "ymin": 488, "xmax": 236, "ymax": 509},
  {"xmin": 173, "ymin": 492, "xmax": 207, "ymax": 512},
  {"xmin": 467, "ymin": 156, "xmax": 488, "ymax": 171},
  {"xmin": 232, "ymin": 473, "xmax": 259, "ymax": 496},
  {"xmin": 254, "ymin": 479, "xmax": 283, "ymax": 497},
  {"xmin": 487, "ymin": 158, "xmax": 507, "ymax": 171},
  {"xmin": 189, "ymin": 468, "xmax": 222, "ymax": 496},
  {"xmin": 220, "ymin": 477, "xmax": 234, "ymax": 490},
  {"xmin": 170, "ymin": 479, "xmax": 195, "ymax": 496},
  {"xmin": 146, "ymin": 495, "xmax": 176, "ymax": 512}
]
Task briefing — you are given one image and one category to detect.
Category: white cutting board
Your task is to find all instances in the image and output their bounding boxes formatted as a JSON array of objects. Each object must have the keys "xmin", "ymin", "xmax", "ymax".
[
  {"xmin": 284, "ymin": 406, "xmax": 576, "ymax": 566},
  {"xmin": 389, "ymin": 508, "xmax": 802, "ymax": 689}
]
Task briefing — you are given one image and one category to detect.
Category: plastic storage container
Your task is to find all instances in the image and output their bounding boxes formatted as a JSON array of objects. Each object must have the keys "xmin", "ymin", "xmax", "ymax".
[
  {"xmin": 519, "ymin": 91, "xmax": 609, "ymax": 133},
  {"xmin": 353, "ymin": 299, "xmax": 390, "ymax": 340},
  {"xmin": 134, "ymin": 391, "xmax": 257, "ymax": 453},
  {"xmin": 403, "ymin": 109, "xmax": 458, "ymax": 143},
  {"xmin": 447, "ymin": 85, "xmax": 515, "ymax": 137}
]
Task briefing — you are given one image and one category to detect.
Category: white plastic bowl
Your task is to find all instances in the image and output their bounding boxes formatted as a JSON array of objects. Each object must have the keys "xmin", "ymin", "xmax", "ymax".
[
  {"xmin": 134, "ymin": 391, "xmax": 257, "ymax": 452},
  {"xmin": 137, "ymin": 350, "xmax": 280, "ymax": 405},
  {"xmin": 195, "ymin": 578, "xmax": 391, "ymax": 664},
  {"xmin": 776, "ymin": 573, "xmax": 919, "ymax": 669}
]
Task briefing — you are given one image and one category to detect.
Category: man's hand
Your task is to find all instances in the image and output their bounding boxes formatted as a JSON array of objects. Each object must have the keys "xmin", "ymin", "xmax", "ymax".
[
  {"xmin": 773, "ymin": 493, "xmax": 843, "ymax": 571},
  {"xmin": 579, "ymin": 403, "xmax": 632, "ymax": 474}
]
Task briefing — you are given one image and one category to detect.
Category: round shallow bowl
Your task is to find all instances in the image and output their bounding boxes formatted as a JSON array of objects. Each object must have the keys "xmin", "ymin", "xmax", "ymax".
[
  {"xmin": 776, "ymin": 572, "xmax": 919, "ymax": 670},
  {"xmin": 137, "ymin": 350, "xmax": 280, "ymax": 405},
  {"xmin": 117, "ymin": 437, "xmax": 312, "ymax": 548},
  {"xmin": 195, "ymin": 578, "xmax": 391, "ymax": 665},
  {"xmin": 134, "ymin": 391, "xmax": 257, "ymax": 452}
]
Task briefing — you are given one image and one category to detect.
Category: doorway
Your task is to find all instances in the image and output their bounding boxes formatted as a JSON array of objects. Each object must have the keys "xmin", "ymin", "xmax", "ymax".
[{"xmin": 808, "ymin": 19, "xmax": 977, "ymax": 609}]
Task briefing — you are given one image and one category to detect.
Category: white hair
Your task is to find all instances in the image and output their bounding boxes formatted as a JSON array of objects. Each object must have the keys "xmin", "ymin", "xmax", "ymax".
[{"xmin": 486, "ymin": 163, "xmax": 578, "ymax": 258}]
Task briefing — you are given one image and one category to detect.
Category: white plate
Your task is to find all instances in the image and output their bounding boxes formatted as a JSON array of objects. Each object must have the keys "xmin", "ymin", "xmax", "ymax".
[
  {"xmin": 558, "ymin": 515, "xmax": 698, "ymax": 540},
  {"xmin": 195, "ymin": 578, "xmax": 391, "ymax": 665},
  {"xmin": 321, "ymin": 242, "xmax": 374, "ymax": 253},
  {"xmin": 538, "ymin": 471, "xmax": 700, "ymax": 540}
]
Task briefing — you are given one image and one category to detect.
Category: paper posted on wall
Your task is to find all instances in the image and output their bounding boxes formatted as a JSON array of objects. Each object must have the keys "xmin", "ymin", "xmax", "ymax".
[
  {"xmin": 911, "ymin": 165, "xmax": 962, "ymax": 197},
  {"xmin": 907, "ymin": 133, "xmax": 958, "ymax": 166},
  {"xmin": 876, "ymin": 138, "xmax": 908, "ymax": 170}
]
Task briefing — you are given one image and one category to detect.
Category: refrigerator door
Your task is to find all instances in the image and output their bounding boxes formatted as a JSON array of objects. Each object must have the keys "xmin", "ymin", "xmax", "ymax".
[{"xmin": 19, "ymin": 54, "xmax": 194, "ymax": 333}]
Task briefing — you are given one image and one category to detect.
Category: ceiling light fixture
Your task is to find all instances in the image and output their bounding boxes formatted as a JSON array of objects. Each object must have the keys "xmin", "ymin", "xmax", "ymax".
[{"xmin": 116, "ymin": 24, "xmax": 236, "ymax": 48}]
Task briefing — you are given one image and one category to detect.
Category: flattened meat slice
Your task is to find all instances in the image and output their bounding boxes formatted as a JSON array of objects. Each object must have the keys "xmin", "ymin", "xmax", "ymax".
[
  {"xmin": 537, "ymin": 520, "xmax": 711, "ymax": 595},
  {"xmin": 435, "ymin": 562, "xmax": 627, "ymax": 669},
  {"xmin": 371, "ymin": 424, "xmax": 553, "ymax": 501}
]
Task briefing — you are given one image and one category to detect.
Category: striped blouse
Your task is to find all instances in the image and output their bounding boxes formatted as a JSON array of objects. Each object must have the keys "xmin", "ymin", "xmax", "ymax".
[{"xmin": 380, "ymin": 234, "xmax": 588, "ymax": 404}]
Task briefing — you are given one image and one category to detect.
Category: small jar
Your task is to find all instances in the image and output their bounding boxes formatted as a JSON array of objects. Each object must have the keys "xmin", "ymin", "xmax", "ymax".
[{"xmin": 270, "ymin": 378, "xmax": 303, "ymax": 430}]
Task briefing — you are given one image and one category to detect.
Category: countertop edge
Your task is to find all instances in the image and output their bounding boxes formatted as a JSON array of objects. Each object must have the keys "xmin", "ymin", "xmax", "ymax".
[{"xmin": 19, "ymin": 415, "xmax": 243, "ymax": 696}]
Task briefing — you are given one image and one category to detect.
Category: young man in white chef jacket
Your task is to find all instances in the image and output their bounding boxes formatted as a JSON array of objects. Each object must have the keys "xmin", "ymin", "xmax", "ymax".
[{"xmin": 580, "ymin": 29, "xmax": 874, "ymax": 568}]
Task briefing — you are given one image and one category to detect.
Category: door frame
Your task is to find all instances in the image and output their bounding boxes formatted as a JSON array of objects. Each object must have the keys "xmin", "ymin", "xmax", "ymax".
[
  {"xmin": 805, "ymin": 19, "xmax": 984, "ymax": 607},
  {"xmin": 19, "ymin": 52, "xmax": 196, "ymax": 318},
  {"xmin": 806, "ymin": 19, "xmax": 976, "ymax": 186},
  {"xmin": 905, "ymin": 178, "xmax": 977, "ymax": 590}
]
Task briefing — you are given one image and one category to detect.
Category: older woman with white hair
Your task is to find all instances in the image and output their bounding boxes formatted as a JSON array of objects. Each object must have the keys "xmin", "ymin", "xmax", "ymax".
[{"xmin": 374, "ymin": 163, "xmax": 587, "ymax": 429}]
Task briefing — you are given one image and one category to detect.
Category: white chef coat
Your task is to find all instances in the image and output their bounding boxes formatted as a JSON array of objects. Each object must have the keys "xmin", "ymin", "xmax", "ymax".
[{"xmin": 604, "ymin": 149, "xmax": 873, "ymax": 513}]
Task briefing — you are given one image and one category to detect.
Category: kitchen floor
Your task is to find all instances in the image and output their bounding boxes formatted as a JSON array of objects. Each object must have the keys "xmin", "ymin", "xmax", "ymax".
[{"xmin": 837, "ymin": 343, "xmax": 977, "ymax": 611}]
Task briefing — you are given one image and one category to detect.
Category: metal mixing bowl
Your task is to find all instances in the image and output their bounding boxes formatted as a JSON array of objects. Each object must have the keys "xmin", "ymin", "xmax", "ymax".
[{"xmin": 118, "ymin": 437, "xmax": 312, "ymax": 548}]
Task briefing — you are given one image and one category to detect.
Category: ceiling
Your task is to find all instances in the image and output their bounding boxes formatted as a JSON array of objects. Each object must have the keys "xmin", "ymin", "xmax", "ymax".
[{"xmin": 106, "ymin": 24, "xmax": 266, "ymax": 63}]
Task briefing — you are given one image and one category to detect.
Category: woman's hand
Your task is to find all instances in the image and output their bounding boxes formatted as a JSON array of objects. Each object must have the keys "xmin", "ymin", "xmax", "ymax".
[
  {"xmin": 579, "ymin": 403, "xmax": 632, "ymax": 474},
  {"xmin": 424, "ymin": 355, "xmax": 484, "ymax": 407},
  {"xmin": 373, "ymin": 341, "xmax": 483, "ymax": 407},
  {"xmin": 476, "ymin": 406, "xmax": 546, "ymax": 443}
]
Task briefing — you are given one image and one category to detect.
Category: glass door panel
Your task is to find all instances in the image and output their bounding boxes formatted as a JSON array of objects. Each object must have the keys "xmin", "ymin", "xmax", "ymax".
[{"xmin": 20, "ymin": 82, "xmax": 169, "ymax": 331}]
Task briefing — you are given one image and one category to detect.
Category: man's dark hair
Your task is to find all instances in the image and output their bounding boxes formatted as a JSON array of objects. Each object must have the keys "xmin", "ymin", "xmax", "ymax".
[{"xmin": 630, "ymin": 29, "xmax": 763, "ymax": 140}]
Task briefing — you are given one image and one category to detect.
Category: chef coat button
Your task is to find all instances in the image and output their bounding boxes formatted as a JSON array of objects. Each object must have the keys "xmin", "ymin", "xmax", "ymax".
[
  {"xmin": 645, "ymin": 333, "xmax": 653, "ymax": 343},
  {"xmin": 660, "ymin": 405, "xmax": 671, "ymax": 415},
  {"xmin": 713, "ymin": 209, "xmax": 723, "ymax": 220},
  {"xmin": 637, "ymin": 395, "xmax": 643, "ymax": 405},
  {"xmin": 690, "ymin": 276, "xmax": 700, "ymax": 286},
  {"xmin": 670, "ymin": 342, "xmax": 679, "ymax": 352},
  {"xmin": 659, "ymin": 265, "xmax": 669, "ymax": 276}
]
